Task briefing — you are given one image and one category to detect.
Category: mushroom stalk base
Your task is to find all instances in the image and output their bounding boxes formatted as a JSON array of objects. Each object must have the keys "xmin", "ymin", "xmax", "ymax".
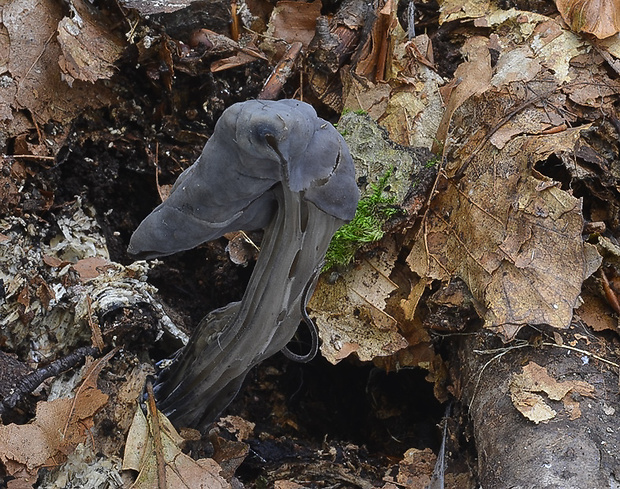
[{"xmin": 153, "ymin": 184, "xmax": 343, "ymax": 430}]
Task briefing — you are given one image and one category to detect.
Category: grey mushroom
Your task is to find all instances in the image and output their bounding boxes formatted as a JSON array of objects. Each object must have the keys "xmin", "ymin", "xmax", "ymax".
[{"xmin": 129, "ymin": 99, "xmax": 359, "ymax": 429}]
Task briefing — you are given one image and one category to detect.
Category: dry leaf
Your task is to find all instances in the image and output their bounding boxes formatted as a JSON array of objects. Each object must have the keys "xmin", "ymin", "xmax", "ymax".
[
  {"xmin": 0, "ymin": 351, "xmax": 113, "ymax": 485},
  {"xmin": 0, "ymin": 0, "xmax": 116, "ymax": 138},
  {"xmin": 576, "ymin": 292, "xmax": 620, "ymax": 332},
  {"xmin": 555, "ymin": 0, "xmax": 620, "ymax": 39},
  {"xmin": 72, "ymin": 256, "xmax": 114, "ymax": 282},
  {"xmin": 510, "ymin": 362, "xmax": 595, "ymax": 423},
  {"xmin": 217, "ymin": 415, "xmax": 256, "ymax": 441},
  {"xmin": 309, "ymin": 240, "xmax": 408, "ymax": 363},
  {"xmin": 57, "ymin": 0, "xmax": 125, "ymax": 85},
  {"xmin": 409, "ymin": 126, "xmax": 602, "ymax": 340},
  {"xmin": 395, "ymin": 448, "xmax": 435, "ymax": 488},
  {"xmin": 265, "ymin": 0, "xmax": 321, "ymax": 48},
  {"xmin": 123, "ymin": 404, "xmax": 230, "ymax": 489},
  {"xmin": 433, "ymin": 36, "xmax": 492, "ymax": 152},
  {"xmin": 438, "ymin": 0, "xmax": 490, "ymax": 24}
]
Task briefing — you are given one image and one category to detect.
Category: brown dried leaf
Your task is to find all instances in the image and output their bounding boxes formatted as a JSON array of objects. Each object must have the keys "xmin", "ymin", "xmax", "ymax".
[
  {"xmin": 408, "ymin": 127, "xmax": 602, "ymax": 340},
  {"xmin": 1, "ymin": 0, "xmax": 117, "ymax": 137},
  {"xmin": 210, "ymin": 51, "xmax": 264, "ymax": 72},
  {"xmin": 309, "ymin": 240, "xmax": 408, "ymax": 363},
  {"xmin": 0, "ymin": 354, "xmax": 110, "ymax": 481},
  {"xmin": 576, "ymin": 291, "xmax": 620, "ymax": 332},
  {"xmin": 433, "ymin": 36, "xmax": 492, "ymax": 152},
  {"xmin": 216, "ymin": 415, "xmax": 255, "ymax": 442},
  {"xmin": 438, "ymin": 0, "xmax": 490, "ymax": 23},
  {"xmin": 555, "ymin": 0, "xmax": 620, "ymax": 39},
  {"xmin": 266, "ymin": 0, "xmax": 321, "ymax": 48},
  {"xmin": 123, "ymin": 404, "xmax": 230, "ymax": 489},
  {"xmin": 71, "ymin": 256, "xmax": 114, "ymax": 282},
  {"xmin": 395, "ymin": 448, "xmax": 435, "ymax": 488},
  {"xmin": 510, "ymin": 362, "xmax": 595, "ymax": 423}
]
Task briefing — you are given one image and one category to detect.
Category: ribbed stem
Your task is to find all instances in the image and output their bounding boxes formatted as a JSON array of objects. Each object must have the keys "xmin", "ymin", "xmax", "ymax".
[{"xmin": 153, "ymin": 184, "xmax": 343, "ymax": 430}]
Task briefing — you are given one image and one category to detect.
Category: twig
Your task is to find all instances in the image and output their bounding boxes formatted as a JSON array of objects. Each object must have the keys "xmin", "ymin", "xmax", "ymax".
[
  {"xmin": 541, "ymin": 342, "xmax": 620, "ymax": 369},
  {"xmin": 2, "ymin": 154, "xmax": 55, "ymax": 160},
  {"xmin": 258, "ymin": 42, "xmax": 303, "ymax": 100},
  {"xmin": 600, "ymin": 269, "xmax": 620, "ymax": 315},
  {"xmin": 146, "ymin": 380, "xmax": 167, "ymax": 489},
  {"xmin": 230, "ymin": 1, "xmax": 240, "ymax": 41},
  {"xmin": 87, "ymin": 295, "xmax": 105, "ymax": 351},
  {"xmin": 0, "ymin": 346, "xmax": 99, "ymax": 415}
]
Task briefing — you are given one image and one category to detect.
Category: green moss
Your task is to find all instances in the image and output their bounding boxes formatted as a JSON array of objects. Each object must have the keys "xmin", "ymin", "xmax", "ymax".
[
  {"xmin": 341, "ymin": 107, "xmax": 368, "ymax": 116},
  {"xmin": 425, "ymin": 154, "xmax": 441, "ymax": 168},
  {"xmin": 323, "ymin": 169, "xmax": 398, "ymax": 271}
]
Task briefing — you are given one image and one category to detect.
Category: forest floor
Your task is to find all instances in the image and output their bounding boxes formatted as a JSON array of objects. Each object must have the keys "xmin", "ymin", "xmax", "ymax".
[{"xmin": 1, "ymin": 0, "xmax": 620, "ymax": 488}]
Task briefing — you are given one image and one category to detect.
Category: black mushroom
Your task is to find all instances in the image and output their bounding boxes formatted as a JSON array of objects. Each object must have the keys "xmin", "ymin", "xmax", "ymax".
[{"xmin": 128, "ymin": 99, "xmax": 360, "ymax": 430}]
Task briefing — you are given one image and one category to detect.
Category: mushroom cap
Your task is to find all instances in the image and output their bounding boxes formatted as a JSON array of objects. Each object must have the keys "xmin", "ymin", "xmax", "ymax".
[{"xmin": 128, "ymin": 99, "xmax": 359, "ymax": 259}]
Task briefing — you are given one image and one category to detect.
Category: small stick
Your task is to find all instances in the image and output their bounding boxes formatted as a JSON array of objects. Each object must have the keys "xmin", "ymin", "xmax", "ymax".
[
  {"xmin": 230, "ymin": 1, "xmax": 240, "ymax": 41},
  {"xmin": 258, "ymin": 42, "xmax": 303, "ymax": 100},
  {"xmin": 0, "ymin": 346, "xmax": 99, "ymax": 415},
  {"xmin": 146, "ymin": 380, "xmax": 167, "ymax": 489},
  {"xmin": 2, "ymin": 154, "xmax": 55, "ymax": 160},
  {"xmin": 601, "ymin": 269, "xmax": 620, "ymax": 315}
]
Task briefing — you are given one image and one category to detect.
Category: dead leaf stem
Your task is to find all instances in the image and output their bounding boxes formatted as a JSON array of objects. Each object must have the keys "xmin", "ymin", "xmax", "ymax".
[{"xmin": 146, "ymin": 380, "xmax": 167, "ymax": 489}]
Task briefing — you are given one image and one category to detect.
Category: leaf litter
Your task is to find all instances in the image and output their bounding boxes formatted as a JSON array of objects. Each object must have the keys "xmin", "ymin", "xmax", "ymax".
[
  {"xmin": 122, "ymin": 386, "xmax": 229, "ymax": 489},
  {"xmin": 0, "ymin": 350, "xmax": 116, "ymax": 488},
  {"xmin": 1, "ymin": 0, "xmax": 620, "ymax": 486}
]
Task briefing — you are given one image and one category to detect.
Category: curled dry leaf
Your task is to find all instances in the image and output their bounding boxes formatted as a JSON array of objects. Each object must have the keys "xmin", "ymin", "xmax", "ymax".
[
  {"xmin": 510, "ymin": 361, "xmax": 595, "ymax": 424},
  {"xmin": 555, "ymin": 0, "xmax": 620, "ymax": 39}
]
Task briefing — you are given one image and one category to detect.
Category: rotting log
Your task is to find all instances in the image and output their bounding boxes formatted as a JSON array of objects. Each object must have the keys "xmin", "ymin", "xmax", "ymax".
[{"xmin": 453, "ymin": 326, "xmax": 620, "ymax": 489}]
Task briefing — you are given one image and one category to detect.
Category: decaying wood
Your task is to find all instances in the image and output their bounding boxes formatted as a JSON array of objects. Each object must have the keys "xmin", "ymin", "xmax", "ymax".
[
  {"xmin": 454, "ymin": 328, "xmax": 620, "ymax": 489},
  {"xmin": 258, "ymin": 41, "xmax": 303, "ymax": 100},
  {"xmin": 305, "ymin": 0, "xmax": 376, "ymax": 111}
]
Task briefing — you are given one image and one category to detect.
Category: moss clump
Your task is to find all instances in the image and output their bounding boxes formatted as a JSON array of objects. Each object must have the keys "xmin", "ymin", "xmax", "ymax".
[{"xmin": 323, "ymin": 170, "xmax": 398, "ymax": 271}]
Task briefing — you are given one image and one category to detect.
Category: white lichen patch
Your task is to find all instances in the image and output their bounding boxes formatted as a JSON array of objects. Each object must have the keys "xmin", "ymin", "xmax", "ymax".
[{"xmin": 0, "ymin": 198, "xmax": 177, "ymax": 361}]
